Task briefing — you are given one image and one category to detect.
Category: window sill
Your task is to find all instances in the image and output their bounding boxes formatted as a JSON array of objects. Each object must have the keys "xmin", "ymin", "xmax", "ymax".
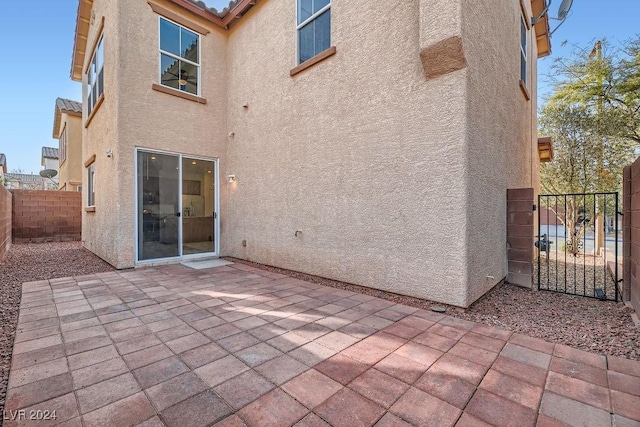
[
  {"xmin": 519, "ymin": 80, "xmax": 531, "ymax": 100},
  {"xmin": 85, "ymin": 206, "xmax": 96, "ymax": 213},
  {"xmin": 152, "ymin": 84, "xmax": 208, "ymax": 104},
  {"xmin": 290, "ymin": 46, "xmax": 337, "ymax": 77},
  {"xmin": 84, "ymin": 94, "xmax": 105, "ymax": 128}
]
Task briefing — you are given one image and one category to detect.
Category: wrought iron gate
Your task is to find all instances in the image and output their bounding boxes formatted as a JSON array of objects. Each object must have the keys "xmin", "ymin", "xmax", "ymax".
[{"xmin": 536, "ymin": 192, "xmax": 621, "ymax": 301}]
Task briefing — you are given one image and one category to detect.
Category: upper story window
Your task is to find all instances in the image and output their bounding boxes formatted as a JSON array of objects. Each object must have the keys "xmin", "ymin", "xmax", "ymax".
[
  {"xmin": 59, "ymin": 124, "xmax": 67, "ymax": 165},
  {"xmin": 159, "ymin": 18, "xmax": 200, "ymax": 96},
  {"xmin": 297, "ymin": 0, "xmax": 331, "ymax": 64},
  {"xmin": 520, "ymin": 15, "xmax": 528, "ymax": 88},
  {"xmin": 87, "ymin": 36, "xmax": 104, "ymax": 118}
]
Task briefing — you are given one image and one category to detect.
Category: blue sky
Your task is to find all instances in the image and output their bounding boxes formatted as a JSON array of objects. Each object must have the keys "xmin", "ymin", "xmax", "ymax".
[
  {"xmin": 537, "ymin": 0, "xmax": 640, "ymax": 100},
  {"xmin": 0, "ymin": 0, "xmax": 638, "ymax": 173}
]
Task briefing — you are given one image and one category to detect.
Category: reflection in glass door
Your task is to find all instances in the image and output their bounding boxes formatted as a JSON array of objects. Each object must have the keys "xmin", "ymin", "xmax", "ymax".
[
  {"xmin": 181, "ymin": 157, "xmax": 215, "ymax": 256},
  {"xmin": 137, "ymin": 151, "xmax": 180, "ymax": 261}
]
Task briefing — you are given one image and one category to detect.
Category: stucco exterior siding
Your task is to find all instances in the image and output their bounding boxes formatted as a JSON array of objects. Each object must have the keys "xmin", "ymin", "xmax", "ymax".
[
  {"xmin": 58, "ymin": 113, "xmax": 83, "ymax": 191},
  {"xmin": 113, "ymin": 0, "xmax": 228, "ymax": 268},
  {"xmin": 77, "ymin": 0, "xmax": 543, "ymax": 307},
  {"xmin": 224, "ymin": 0, "xmax": 470, "ymax": 305},
  {"xmin": 81, "ymin": 0, "xmax": 120, "ymax": 267},
  {"xmin": 461, "ymin": 0, "xmax": 540, "ymax": 305},
  {"xmin": 81, "ymin": 0, "xmax": 228, "ymax": 268}
]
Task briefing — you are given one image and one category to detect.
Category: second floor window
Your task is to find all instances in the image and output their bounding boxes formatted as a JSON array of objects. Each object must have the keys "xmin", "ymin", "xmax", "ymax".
[
  {"xmin": 297, "ymin": 0, "xmax": 331, "ymax": 64},
  {"xmin": 160, "ymin": 18, "xmax": 200, "ymax": 96},
  {"xmin": 59, "ymin": 125, "xmax": 67, "ymax": 165},
  {"xmin": 87, "ymin": 36, "xmax": 104, "ymax": 117},
  {"xmin": 520, "ymin": 15, "xmax": 528, "ymax": 87}
]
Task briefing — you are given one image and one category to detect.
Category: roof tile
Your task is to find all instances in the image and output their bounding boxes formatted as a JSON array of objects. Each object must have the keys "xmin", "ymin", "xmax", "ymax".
[
  {"xmin": 53, "ymin": 98, "xmax": 82, "ymax": 138},
  {"xmin": 5, "ymin": 173, "xmax": 45, "ymax": 184},
  {"xmin": 56, "ymin": 98, "xmax": 83, "ymax": 115},
  {"xmin": 185, "ymin": 0, "xmax": 241, "ymax": 17},
  {"xmin": 42, "ymin": 147, "xmax": 59, "ymax": 159}
]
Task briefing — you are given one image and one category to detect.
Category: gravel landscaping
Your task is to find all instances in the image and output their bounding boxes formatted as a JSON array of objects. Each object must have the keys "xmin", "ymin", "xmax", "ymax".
[
  {"xmin": 0, "ymin": 242, "xmax": 115, "ymax": 415},
  {"xmin": 535, "ymin": 251, "xmax": 619, "ymax": 300},
  {"xmin": 227, "ymin": 257, "xmax": 640, "ymax": 361}
]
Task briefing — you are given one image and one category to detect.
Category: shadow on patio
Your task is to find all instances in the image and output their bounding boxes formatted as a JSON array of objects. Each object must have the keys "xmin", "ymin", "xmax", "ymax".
[{"xmin": 5, "ymin": 262, "xmax": 640, "ymax": 426}]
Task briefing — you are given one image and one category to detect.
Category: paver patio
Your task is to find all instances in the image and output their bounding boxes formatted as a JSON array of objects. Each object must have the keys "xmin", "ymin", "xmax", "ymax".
[{"xmin": 5, "ymin": 262, "xmax": 640, "ymax": 426}]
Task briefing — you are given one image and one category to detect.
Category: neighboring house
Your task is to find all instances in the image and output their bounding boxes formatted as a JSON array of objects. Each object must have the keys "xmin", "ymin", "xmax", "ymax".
[
  {"xmin": 0, "ymin": 153, "xmax": 6, "ymax": 184},
  {"xmin": 69, "ymin": 0, "xmax": 552, "ymax": 307},
  {"xmin": 4, "ymin": 173, "xmax": 46, "ymax": 190},
  {"xmin": 53, "ymin": 98, "xmax": 84, "ymax": 191},
  {"xmin": 41, "ymin": 147, "xmax": 60, "ymax": 190}
]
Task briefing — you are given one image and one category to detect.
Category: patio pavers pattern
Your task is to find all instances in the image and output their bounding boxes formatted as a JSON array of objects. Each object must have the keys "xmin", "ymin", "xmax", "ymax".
[{"xmin": 5, "ymin": 263, "xmax": 640, "ymax": 427}]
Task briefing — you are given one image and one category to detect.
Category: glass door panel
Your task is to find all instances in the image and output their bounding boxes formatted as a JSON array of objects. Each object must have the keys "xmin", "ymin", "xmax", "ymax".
[
  {"xmin": 137, "ymin": 151, "xmax": 180, "ymax": 260},
  {"xmin": 181, "ymin": 157, "xmax": 215, "ymax": 255}
]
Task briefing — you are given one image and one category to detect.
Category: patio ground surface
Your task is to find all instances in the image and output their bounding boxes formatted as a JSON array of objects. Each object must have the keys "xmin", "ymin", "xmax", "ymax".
[{"xmin": 5, "ymin": 262, "xmax": 640, "ymax": 426}]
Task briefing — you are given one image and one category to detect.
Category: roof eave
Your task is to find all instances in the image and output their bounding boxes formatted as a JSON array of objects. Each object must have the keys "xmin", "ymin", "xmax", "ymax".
[
  {"xmin": 53, "ymin": 108, "xmax": 62, "ymax": 139},
  {"xmin": 170, "ymin": 0, "xmax": 256, "ymax": 29},
  {"xmin": 531, "ymin": 0, "xmax": 552, "ymax": 58},
  {"xmin": 71, "ymin": 0, "xmax": 93, "ymax": 82}
]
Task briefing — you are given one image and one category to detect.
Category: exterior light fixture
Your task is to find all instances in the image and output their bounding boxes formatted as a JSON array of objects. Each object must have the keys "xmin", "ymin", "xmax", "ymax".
[
  {"xmin": 150, "ymin": 156, "xmax": 156, "ymax": 160},
  {"xmin": 228, "ymin": 174, "xmax": 236, "ymax": 183},
  {"xmin": 191, "ymin": 161, "xmax": 197, "ymax": 165}
]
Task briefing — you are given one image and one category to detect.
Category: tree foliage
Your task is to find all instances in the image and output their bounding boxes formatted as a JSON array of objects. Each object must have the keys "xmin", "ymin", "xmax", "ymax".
[
  {"xmin": 539, "ymin": 38, "xmax": 639, "ymax": 255},
  {"xmin": 546, "ymin": 38, "xmax": 640, "ymax": 145}
]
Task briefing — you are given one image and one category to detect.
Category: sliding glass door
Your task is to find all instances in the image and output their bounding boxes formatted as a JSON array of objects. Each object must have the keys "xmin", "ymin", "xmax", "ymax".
[
  {"xmin": 136, "ymin": 150, "xmax": 218, "ymax": 262},
  {"xmin": 181, "ymin": 157, "xmax": 215, "ymax": 256},
  {"xmin": 137, "ymin": 151, "xmax": 180, "ymax": 261}
]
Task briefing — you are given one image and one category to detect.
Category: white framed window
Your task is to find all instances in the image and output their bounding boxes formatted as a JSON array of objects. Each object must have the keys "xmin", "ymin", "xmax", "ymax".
[
  {"xmin": 159, "ymin": 17, "xmax": 200, "ymax": 96},
  {"xmin": 297, "ymin": 0, "xmax": 331, "ymax": 64},
  {"xmin": 87, "ymin": 164, "xmax": 96, "ymax": 207},
  {"xmin": 520, "ymin": 15, "xmax": 528, "ymax": 87},
  {"xmin": 87, "ymin": 35, "xmax": 104, "ymax": 117},
  {"xmin": 59, "ymin": 124, "xmax": 67, "ymax": 165}
]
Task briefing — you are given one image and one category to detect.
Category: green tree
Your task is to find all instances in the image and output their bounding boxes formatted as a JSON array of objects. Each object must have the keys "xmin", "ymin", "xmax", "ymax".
[
  {"xmin": 540, "ymin": 38, "xmax": 639, "ymax": 255},
  {"xmin": 547, "ymin": 38, "xmax": 640, "ymax": 146}
]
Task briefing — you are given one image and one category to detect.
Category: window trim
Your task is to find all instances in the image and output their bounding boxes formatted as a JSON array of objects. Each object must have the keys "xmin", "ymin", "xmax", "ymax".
[
  {"xmin": 86, "ymin": 34, "xmax": 105, "ymax": 121},
  {"xmin": 296, "ymin": 0, "xmax": 332, "ymax": 65},
  {"xmin": 158, "ymin": 16, "xmax": 202, "ymax": 97},
  {"xmin": 152, "ymin": 83, "xmax": 208, "ymax": 104},
  {"xmin": 148, "ymin": 2, "xmax": 211, "ymax": 35},
  {"xmin": 59, "ymin": 123, "xmax": 67, "ymax": 166},
  {"xmin": 84, "ymin": 93, "xmax": 105, "ymax": 128},
  {"xmin": 290, "ymin": 46, "xmax": 336, "ymax": 76},
  {"xmin": 519, "ymin": 13, "xmax": 529, "ymax": 92},
  {"xmin": 87, "ymin": 163, "xmax": 96, "ymax": 208}
]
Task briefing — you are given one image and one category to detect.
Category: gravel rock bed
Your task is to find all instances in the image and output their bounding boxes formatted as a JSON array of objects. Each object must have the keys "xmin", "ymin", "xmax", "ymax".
[
  {"xmin": 535, "ymin": 251, "xmax": 619, "ymax": 300},
  {"xmin": 0, "ymin": 242, "xmax": 115, "ymax": 417},
  {"xmin": 227, "ymin": 257, "xmax": 640, "ymax": 361}
]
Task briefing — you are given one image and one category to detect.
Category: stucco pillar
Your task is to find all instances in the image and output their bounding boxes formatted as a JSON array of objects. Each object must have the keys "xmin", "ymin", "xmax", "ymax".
[{"xmin": 507, "ymin": 188, "xmax": 534, "ymax": 288}]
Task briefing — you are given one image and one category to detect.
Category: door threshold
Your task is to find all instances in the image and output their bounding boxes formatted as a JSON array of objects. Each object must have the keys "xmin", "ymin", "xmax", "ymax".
[{"xmin": 182, "ymin": 258, "xmax": 234, "ymax": 270}]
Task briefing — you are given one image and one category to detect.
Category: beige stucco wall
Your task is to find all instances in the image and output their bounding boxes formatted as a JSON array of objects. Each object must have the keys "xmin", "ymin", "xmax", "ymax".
[
  {"xmin": 224, "ymin": 0, "xmax": 470, "ymax": 306},
  {"xmin": 461, "ymin": 0, "xmax": 541, "ymax": 305},
  {"xmin": 82, "ymin": 0, "xmax": 228, "ymax": 268},
  {"xmin": 57, "ymin": 113, "xmax": 83, "ymax": 191},
  {"xmin": 81, "ymin": 0, "xmax": 120, "ymax": 267},
  {"xmin": 79, "ymin": 0, "xmax": 541, "ymax": 307}
]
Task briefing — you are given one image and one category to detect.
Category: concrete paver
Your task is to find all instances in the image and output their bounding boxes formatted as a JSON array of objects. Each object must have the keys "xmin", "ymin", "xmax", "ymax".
[{"xmin": 5, "ymin": 263, "xmax": 640, "ymax": 426}]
